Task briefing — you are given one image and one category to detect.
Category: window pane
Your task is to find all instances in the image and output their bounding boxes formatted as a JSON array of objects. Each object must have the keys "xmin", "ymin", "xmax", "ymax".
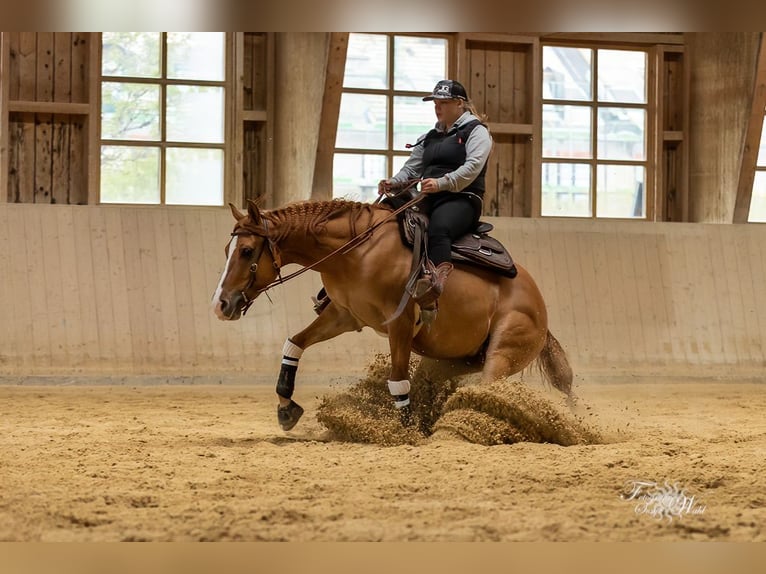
[
  {"xmin": 392, "ymin": 155, "xmax": 408, "ymax": 177},
  {"xmin": 748, "ymin": 171, "xmax": 766, "ymax": 222},
  {"xmin": 598, "ymin": 50, "xmax": 647, "ymax": 104},
  {"xmin": 543, "ymin": 46, "xmax": 592, "ymax": 101},
  {"xmin": 596, "ymin": 165, "xmax": 645, "ymax": 218},
  {"xmin": 394, "ymin": 36, "xmax": 447, "ymax": 91},
  {"xmin": 541, "ymin": 163, "xmax": 591, "ymax": 217},
  {"xmin": 598, "ymin": 107, "xmax": 645, "ymax": 161},
  {"xmin": 344, "ymin": 34, "xmax": 388, "ymax": 89},
  {"xmin": 543, "ymin": 104, "xmax": 592, "ymax": 158},
  {"xmin": 336, "ymin": 93, "xmax": 388, "ymax": 150},
  {"xmin": 393, "ymin": 96, "xmax": 434, "ymax": 151},
  {"xmin": 758, "ymin": 121, "xmax": 766, "ymax": 166},
  {"xmin": 102, "ymin": 32, "xmax": 160, "ymax": 78},
  {"xmin": 100, "ymin": 146, "xmax": 160, "ymax": 204},
  {"xmin": 166, "ymin": 148, "xmax": 223, "ymax": 206},
  {"xmin": 101, "ymin": 82, "xmax": 161, "ymax": 141},
  {"xmin": 333, "ymin": 153, "xmax": 387, "ymax": 203},
  {"xmin": 166, "ymin": 85, "xmax": 225, "ymax": 143},
  {"xmin": 167, "ymin": 32, "xmax": 225, "ymax": 81}
]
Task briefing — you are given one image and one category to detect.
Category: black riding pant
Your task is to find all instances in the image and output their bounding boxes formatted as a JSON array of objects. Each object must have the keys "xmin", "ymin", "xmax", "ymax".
[{"xmin": 426, "ymin": 194, "xmax": 479, "ymax": 266}]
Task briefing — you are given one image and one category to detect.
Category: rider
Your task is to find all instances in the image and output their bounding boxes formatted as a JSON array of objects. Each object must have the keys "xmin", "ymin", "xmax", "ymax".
[{"xmin": 378, "ymin": 79, "xmax": 492, "ymax": 323}]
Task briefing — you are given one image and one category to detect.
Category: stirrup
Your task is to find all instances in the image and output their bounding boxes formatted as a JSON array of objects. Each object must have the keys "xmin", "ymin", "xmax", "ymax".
[{"xmin": 311, "ymin": 287, "xmax": 331, "ymax": 315}]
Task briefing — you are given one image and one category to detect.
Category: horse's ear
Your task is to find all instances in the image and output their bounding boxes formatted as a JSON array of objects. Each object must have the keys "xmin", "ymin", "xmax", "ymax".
[
  {"xmin": 246, "ymin": 199, "xmax": 262, "ymax": 225},
  {"xmin": 229, "ymin": 203, "xmax": 245, "ymax": 222}
]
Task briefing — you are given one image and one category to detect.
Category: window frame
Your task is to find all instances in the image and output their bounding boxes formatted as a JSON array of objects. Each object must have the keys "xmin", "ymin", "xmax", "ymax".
[
  {"xmin": 540, "ymin": 42, "xmax": 657, "ymax": 220},
  {"xmin": 98, "ymin": 32, "xmax": 232, "ymax": 206},
  {"xmin": 333, "ymin": 32, "xmax": 455, "ymax": 199}
]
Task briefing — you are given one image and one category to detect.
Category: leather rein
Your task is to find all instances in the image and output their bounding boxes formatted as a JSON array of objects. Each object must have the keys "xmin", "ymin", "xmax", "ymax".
[{"xmin": 232, "ymin": 180, "xmax": 423, "ymax": 316}]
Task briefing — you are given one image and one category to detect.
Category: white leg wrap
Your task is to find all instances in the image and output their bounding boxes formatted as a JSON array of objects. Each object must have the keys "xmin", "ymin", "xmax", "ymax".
[
  {"xmin": 387, "ymin": 379, "xmax": 411, "ymax": 396},
  {"xmin": 282, "ymin": 338, "xmax": 304, "ymax": 360}
]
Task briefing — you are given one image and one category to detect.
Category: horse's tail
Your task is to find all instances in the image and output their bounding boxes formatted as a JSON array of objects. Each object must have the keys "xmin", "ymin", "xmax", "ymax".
[{"xmin": 537, "ymin": 330, "xmax": 573, "ymax": 396}]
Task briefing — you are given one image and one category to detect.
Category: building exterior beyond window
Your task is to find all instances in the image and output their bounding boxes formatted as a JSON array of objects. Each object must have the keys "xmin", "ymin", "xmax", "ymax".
[
  {"xmin": 100, "ymin": 33, "xmax": 226, "ymax": 205},
  {"xmin": 334, "ymin": 33, "xmax": 449, "ymax": 203},
  {"xmin": 542, "ymin": 46, "xmax": 649, "ymax": 219},
  {"xmin": 748, "ymin": 108, "xmax": 766, "ymax": 222}
]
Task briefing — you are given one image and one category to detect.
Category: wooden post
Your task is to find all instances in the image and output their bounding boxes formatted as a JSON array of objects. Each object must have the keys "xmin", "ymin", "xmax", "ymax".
[
  {"xmin": 310, "ymin": 32, "xmax": 348, "ymax": 201},
  {"xmin": 733, "ymin": 33, "xmax": 766, "ymax": 223},
  {"xmin": 0, "ymin": 33, "xmax": 10, "ymax": 203}
]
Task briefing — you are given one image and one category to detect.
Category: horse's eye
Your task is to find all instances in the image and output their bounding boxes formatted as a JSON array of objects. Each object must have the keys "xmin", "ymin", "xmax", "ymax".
[{"xmin": 241, "ymin": 247, "xmax": 254, "ymax": 258}]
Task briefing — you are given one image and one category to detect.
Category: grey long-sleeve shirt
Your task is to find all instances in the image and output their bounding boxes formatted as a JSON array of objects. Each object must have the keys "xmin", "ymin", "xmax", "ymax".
[{"xmin": 389, "ymin": 111, "xmax": 492, "ymax": 193}]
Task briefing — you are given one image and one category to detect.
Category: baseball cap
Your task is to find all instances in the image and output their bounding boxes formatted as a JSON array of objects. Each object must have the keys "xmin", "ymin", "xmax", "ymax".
[{"xmin": 423, "ymin": 79, "xmax": 468, "ymax": 101}]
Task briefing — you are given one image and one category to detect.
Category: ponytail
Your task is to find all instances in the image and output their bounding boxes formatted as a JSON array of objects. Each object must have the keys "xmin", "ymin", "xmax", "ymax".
[{"xmin": 465, "ymin": 100, "xmax": 489, "ymax": 130}]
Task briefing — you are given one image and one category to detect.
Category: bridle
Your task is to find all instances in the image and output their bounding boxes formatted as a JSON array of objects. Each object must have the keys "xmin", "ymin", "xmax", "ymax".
[
  {"xmin": 230, "ymin": 219, "xmax": 282, "ymax": 316},
  {"xmin": 230, "ymin": 180, "xmax": 424, "ymax": 316}
]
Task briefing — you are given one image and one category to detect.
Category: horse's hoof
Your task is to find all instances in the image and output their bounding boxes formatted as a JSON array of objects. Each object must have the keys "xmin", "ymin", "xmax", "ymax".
[{"xmin": 277, "ymin": 400, "xmax": 304, "ymax": 431}]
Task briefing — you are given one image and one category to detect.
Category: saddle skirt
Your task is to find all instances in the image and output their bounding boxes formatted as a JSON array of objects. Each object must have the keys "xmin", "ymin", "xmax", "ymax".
[{"xmin": 399, "ymin": 208, "xmax": 518, "ymax": 278}]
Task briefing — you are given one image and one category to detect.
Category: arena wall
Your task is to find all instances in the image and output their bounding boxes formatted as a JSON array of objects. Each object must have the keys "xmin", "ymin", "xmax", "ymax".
[{"xmin": 1, "ymin": 203, "xmax": 765, "ymax": 381}]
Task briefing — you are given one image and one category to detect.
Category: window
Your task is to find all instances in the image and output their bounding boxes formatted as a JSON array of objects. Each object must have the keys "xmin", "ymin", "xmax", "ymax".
[
  {"xmin": 748, "ymin": 109, "xmax": 766, "ymax": 222},
  {"xmin": 100, "ymin": 33, "xmax": 226, "ymax": 205},
  {"xmin": 334, "ymin": 33, "xmax": 449, "ymax": 203},
  {"xmin": 541, "ymin": 46, "xmax": 649, "ymax": 218}
]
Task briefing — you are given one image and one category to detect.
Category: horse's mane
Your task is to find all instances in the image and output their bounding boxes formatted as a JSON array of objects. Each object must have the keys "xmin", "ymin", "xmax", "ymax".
[{"xmin": 259, "ymin": 199, "xmax": 388, "ymax": 241}]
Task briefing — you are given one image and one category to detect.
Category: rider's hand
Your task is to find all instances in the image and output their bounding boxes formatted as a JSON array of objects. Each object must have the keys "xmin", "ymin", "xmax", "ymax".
[
  {"xmin": 378, "ymin": 179, "xmax": 392, "ymax": 195},
  {"xmin": 420, "ymin": 178, "xmax": 440, "ymax": 194}
]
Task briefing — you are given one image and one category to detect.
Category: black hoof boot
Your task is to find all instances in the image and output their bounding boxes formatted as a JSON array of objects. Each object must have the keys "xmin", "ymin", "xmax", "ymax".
[{"xmin": 277, "ymin": 400, "xmax": 304, "ymax": 431}]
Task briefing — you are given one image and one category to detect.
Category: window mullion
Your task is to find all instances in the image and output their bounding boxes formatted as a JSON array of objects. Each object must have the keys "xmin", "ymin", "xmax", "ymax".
[
  {"xmin": 160, "ymin": 33, "xmax": 168, "ymax": 205},
  {"xmin": 388, "ymin": 33, "xmax": 395, "ymax": 178}
]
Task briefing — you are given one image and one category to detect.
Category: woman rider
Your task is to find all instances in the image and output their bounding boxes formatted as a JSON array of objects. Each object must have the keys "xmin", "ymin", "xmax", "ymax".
[{"xmin": 378, "ymin": 79, "xmax": 493, "ymax": 323}]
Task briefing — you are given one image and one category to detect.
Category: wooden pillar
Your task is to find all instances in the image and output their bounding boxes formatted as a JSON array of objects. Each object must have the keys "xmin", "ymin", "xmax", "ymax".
[
  {"xmin": 687, "ymin": 32, "xmax": 762, "ymax": 223},
  {"xmin": 311, "ymin": 33, "xmax": 348, "ymax": 201},
  {"xmin": 733, "ymin": 33, "xmax": 766, "ymax": 223},
  {"xmin": 272, "ymin": 33, "xmax": 331, "ymax": 207}
]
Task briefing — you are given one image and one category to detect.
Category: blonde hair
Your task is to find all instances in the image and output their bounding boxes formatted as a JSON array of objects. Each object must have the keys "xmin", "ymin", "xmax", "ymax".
[{"xmin": 463, "ymin": 99, "xmax": 490, "ymax": 129}]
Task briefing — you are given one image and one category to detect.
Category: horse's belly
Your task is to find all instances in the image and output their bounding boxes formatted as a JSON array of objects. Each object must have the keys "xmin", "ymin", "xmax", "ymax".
[{"xmin": 412, "ymin": 310, "xmax": 491, "ymax": 359}]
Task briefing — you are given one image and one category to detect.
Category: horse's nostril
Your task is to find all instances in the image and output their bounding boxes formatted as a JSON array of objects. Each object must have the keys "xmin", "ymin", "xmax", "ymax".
[{"xmin": 219, "ymin": 298, "xmax": 228, "ymax": 312}]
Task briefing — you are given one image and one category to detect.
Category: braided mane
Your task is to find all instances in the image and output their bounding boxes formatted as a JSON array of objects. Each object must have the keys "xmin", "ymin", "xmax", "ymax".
[{"xmin": 260, "ymin": 199, "xmax": 385, "ymax": 242}]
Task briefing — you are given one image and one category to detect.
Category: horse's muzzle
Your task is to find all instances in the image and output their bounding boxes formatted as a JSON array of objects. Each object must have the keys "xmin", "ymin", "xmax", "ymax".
[{"xmin": 215, "ymin": 292, "xmax": 246, "ymax": 321}]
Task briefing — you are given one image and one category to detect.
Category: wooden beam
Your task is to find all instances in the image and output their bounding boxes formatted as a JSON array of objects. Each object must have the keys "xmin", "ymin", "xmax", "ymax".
[
  {"xmin": 311, "ymin": 32, "xmax": 348, "ymax": 201},
  {"xmin": 541, "ymin": 33, "xmax": 685, "ymax": 45},
  {"xmin": 7, "ymin": 101, "xmax": 91, "ymax": 114},
  {"xmin": 0, "ymin": 33, "xmax": 10, "ymax": 203},
  {"xmin": 87, "ymin": 33, "xmax": 101, "ymax": 205},
  {"xmin": 734, "ymin": 33, "xmax": 766, "ymax": 223}
]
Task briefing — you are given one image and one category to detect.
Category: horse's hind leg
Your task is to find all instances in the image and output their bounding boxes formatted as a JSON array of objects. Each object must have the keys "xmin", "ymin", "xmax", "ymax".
[
  {"xmin": 481, "ymin": 324, "xmax": 573, "ymax": 398},
  {"xmin": 480, "ymin": 314, "xmax": 547, "ymax": 384},
  {"xmin": 275, "ymin": 302, "xmax": 363, "ymax": 431}
]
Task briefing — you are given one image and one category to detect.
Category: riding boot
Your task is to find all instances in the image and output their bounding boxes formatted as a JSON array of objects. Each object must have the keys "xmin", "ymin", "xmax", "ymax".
[{"xmin": 413, "ymin": 262, "xmax": 453, "ymax": 325}]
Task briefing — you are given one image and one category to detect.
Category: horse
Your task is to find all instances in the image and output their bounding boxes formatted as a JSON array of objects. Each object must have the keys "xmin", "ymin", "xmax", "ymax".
[{"xmin": 212, "ymin": 198, "xmax": 573, "ymax": 432}]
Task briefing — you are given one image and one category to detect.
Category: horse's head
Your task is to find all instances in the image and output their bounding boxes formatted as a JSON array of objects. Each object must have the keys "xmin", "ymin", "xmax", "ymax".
[{"xmin": 212, "ymin": 200, "xmax": 281, "ymax": 320}]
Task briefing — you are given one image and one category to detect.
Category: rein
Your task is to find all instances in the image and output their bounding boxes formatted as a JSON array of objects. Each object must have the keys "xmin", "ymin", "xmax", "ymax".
[{"xmin": 235, "ymin": 180, "xmax": 423, "ymax": 314}]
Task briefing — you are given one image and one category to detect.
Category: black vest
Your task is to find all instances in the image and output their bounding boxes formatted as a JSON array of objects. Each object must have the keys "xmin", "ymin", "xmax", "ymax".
[{"xmin": 420, "ymin": 119, "xmax": 488, "ymax": 197}]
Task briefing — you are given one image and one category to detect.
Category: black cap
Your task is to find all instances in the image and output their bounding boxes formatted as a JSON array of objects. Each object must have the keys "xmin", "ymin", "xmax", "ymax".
[{"xmin": 422, "ymin": 79, "xmax": 468, "ymax": 101}]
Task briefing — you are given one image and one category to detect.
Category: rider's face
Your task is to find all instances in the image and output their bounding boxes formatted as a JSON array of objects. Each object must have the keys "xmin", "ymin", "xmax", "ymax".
[{"xmin": 433, "ymin": 99, "xmax": 464, "ymax": 127}]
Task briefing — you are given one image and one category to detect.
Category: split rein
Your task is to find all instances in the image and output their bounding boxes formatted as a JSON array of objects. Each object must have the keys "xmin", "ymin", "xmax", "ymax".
[{"xmin": 234, "ymin": 180, "xmax": 423, "ymax": 316}]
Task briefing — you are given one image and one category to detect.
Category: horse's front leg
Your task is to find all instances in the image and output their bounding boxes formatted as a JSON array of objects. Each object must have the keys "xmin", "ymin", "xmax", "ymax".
[
  {"xmin": 387, "ymin": 313, "xmax": 416, "ymax": 426},
  {"xmin": 276, "ymin": 301, "xmax": 363, "ymax": 431}
]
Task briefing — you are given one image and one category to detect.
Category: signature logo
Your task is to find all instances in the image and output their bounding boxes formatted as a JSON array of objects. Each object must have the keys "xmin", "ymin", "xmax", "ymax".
[{"xmin": 621, "ymin": 480, "xmax": 707, "ymax": 522}]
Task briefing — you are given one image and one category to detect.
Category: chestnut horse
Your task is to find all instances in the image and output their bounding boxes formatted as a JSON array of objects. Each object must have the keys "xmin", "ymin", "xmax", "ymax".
[{"xmin": 213, "ymin": 199, "xmax": 572, "ymax": 431}]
